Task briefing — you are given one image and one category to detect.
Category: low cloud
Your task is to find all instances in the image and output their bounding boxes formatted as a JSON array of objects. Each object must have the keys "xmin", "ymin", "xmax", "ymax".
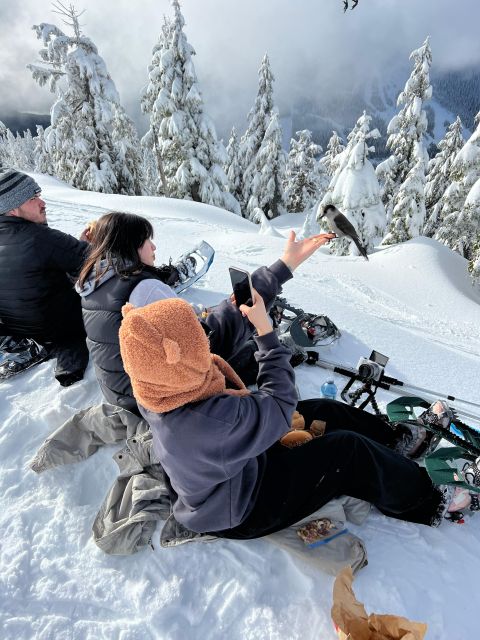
[{"xmin": 1, "ymin": 0, "xmax": 479, "ymax": 138}]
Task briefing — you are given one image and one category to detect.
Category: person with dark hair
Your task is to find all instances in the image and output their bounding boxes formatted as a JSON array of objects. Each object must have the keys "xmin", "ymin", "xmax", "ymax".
[
  {"xmin": 0, "ymin": 168, "xmax": 90, "ymax": 386},
  {"xmin": 77, "ymin": 211, "xmax": 180, "ymax": 413},
  {"xmin": 77, "ymin": 210, "xmax": 336, "ymax": 415}
]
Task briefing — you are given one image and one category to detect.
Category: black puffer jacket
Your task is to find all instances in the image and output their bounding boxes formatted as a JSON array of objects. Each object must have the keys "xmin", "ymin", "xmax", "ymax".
[
  {"xmin": 80, "ymin": 270, "xmax": 160, "ymax": 414},
  {"xmin": 0, "ymin": 216, "xmax": 88, "ymax": 339}
]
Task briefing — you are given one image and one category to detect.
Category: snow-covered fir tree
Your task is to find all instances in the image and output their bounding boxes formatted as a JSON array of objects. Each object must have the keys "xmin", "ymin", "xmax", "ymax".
[
  {"xmin": 378, "ymin": 38, "xmax": 432, "ymax": 243},
  {"xmin": 0, "ymin": 121, "xmax": 8, "ymax": 167},
  {"xmin": 320, "ymin": 131, "xmax": 345, "ymax": 177},
  {"xmin": 28, "ymin": 4, "xmax": 142, "ymax": 194},
  {"xmin": 469, "ymin": 223, "xmax": 480, "ymax": 284},
  {"xmin": 246, "ymin": 110, "xmax": 286, "ymax": 219},
  {"xmin": 0, "ymin": 128, "xmax": 35, "ymax": 170},
  {"xmin": 383, "ymin": 146, "xmax": 427, "ymax": 245},
  {"xmin": 111, "ymin": 105, "xmax": 144, "ymax": 195},
  {"xmin": 423, "ymin": 116, "xmax": 464, "ymax": 236},
  {"xmin": 224, "ymin": 126, "xmax": 243, "ymax": 204},
  {"xmin": 284, "ymin": 129, "xmax": 327, "ymax": 213},
  {"xmin": 434, "ymin": 112, "xmax": 480, "ymax": 258},
  {"xmin": 239, "ymin": 54, "xmax": 275, "ymax": 215},
  {"xmin": 34, "ymin": 125, "xmax": 54, "ymax": 175},
  {"xmin": 140, "ymin": 1, "xmax": 239, "ymax": 213},
  {"xmin": 319, "ymin": 112, "xmax": 386, "ymax": 256},
  {"xmin": 140, "ymin": 15, "xmax": 173, "ymax": 196}
]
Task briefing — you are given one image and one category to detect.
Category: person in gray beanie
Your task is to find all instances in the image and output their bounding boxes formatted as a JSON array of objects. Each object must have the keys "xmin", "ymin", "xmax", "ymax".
[{"xmin": 0, "ymin": 168, "xmax": 90, "ymax": 386}]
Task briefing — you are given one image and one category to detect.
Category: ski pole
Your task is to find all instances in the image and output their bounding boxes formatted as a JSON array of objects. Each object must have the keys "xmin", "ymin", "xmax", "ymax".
[{"xmin": 307, "ymin": 353, "xmax": 480, "ymax": 424}]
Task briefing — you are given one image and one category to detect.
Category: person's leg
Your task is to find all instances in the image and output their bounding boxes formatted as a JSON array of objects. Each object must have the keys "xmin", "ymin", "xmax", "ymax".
[
  {"xmin": 218, "ymin": 430, "xmax": 440, "ymax": 540},
  {"xmin": 297, "ymin": 398, "xmax": 395, "ymax": 446},
  {"xmin": 53, "ymin": 335, "xmax": 89, "ymax": 386}
]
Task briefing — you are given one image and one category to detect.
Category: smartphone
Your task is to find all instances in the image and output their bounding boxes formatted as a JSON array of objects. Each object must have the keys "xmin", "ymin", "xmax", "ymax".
[{"xmin": 229, "ymin": 267, "xmax": 255, "ymax": 307}]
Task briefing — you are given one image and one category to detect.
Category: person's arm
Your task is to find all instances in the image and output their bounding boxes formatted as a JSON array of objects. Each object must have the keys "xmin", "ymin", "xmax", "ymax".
[
  {"xmin": 128, "ymin": 279, "xmax": 178, "ymax": 307},
  {"xmin": 42, "ymin": 226, "xmax": 90, "ymax": 277},
  {"xmin": 206, "ymin": 232, "xmax": 334, "ymax": 360},
  {"xmin": 220, "ymin": 296, "xmax": 297, "ymax": 465}
]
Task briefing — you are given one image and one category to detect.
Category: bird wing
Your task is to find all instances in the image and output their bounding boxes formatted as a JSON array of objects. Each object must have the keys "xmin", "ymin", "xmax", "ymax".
[{"xmin": 334, "ymin": 214, "xmax": 359, "ymax": 238}]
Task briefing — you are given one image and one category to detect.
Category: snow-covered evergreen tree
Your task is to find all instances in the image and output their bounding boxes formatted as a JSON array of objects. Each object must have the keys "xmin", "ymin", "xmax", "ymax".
[
  {"xmin": 284, "ymin": 129, "xmax": 327, "ymax": 213},
  {"xmin": 140, "ymin": 1, "xmax": 239, "ymax": 214},
  {"xmin": 224, "ymin": 126, "xmax": 243, "ymax": 205},
  {"xmin": 140, "ymin": 15, "xmax": 173, "ymax": 196},
  {"xmin": 425, "ymin": 117, "xmax": 463, "ymax": 213},
  {"xmin": 319, "ymin": 112, "xmax": 385, "ymax": 256},
  {"xmin": 246, "ymin": 110, "xmax": 286, "ymax": 219},
  {"xmin": 423, "ymin": 116, "xmax": 464, "ymax": 236},
  {"xmin": 0, "ymin": 121, "xmax": 8, "ymax": 167},
  {"xmin": 383, "ymin": 146, "xmax": 427, "ymax": 245},
  {"xmin": 469, "ymin": 225, "xmax": 480, "ymax": 284},
  {"xmin": 239, "ymin": 54, "xmax": 275, "ymax": 214},
  {"xmin": 33, "ymin": 125, "xmax": 54, "ymax": 175},
  {"xmin": 28, "ymin": 4, "xmax": 141, "ymax": 194},
  {"xmin": 378, "ymin": 38, "xmax": 432, "ymax": 243},
  {"xmin": 320, "ymin": 131, "xmax": 345, "ymax": 177},
  {"xmin": 434, "ymin": 112, "xmax": 480, "ymax": 258},
  {"xmin": 17, "ymin": 129, "xmax": 35, "ymax": 170},
  {"xmin": 111, "ymin": 105, "xmax": 144, "ymax": 195},
  {"xmin": 0, "ymin": 128, "xmax": 35, "ymax": 170}
]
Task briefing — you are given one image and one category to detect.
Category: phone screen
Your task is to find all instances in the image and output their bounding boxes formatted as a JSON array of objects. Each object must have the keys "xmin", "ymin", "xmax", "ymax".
[{"xmin": 229, "ymin": 268, "xmax": 253, "ymax": 307}]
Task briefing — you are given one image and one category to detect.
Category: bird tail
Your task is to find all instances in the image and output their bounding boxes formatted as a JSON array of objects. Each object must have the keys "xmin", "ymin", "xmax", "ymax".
[{"xmin": 353, "ymin": 238, "xmax": 369, "ymax": 261}]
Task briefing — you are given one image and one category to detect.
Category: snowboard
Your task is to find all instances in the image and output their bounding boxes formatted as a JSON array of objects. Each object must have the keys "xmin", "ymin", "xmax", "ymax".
[{"xmin": 0, "ymin": 241, "xmax": 215, "ymax": 381}]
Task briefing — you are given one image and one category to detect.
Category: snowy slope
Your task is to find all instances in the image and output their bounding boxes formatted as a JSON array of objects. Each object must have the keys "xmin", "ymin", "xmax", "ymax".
[{"xmin": 1, "ymin": 175, "xmax": 480, "ymax": 640}]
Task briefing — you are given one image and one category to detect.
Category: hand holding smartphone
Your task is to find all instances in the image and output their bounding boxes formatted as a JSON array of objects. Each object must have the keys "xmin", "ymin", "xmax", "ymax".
[{"xmin": 229, "ymin": 267, "xmax": 255, "ymax": 307}]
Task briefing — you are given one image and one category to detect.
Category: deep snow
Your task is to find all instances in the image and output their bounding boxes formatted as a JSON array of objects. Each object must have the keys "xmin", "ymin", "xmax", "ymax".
[{"xmin": 1, "ymin": 175, "xmax": 480, "ymax": 640}]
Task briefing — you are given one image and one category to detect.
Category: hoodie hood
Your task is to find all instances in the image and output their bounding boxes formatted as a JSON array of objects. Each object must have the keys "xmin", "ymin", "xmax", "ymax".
[{"xmin": 75, "ymin": 260, "xmax": 117, "ymax": 298}]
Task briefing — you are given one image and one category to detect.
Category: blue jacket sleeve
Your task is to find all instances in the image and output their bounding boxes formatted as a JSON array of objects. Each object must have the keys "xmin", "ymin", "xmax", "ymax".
[{"xmin": 205, "ymin": 259, "xmax": 293, "ymax": 361}]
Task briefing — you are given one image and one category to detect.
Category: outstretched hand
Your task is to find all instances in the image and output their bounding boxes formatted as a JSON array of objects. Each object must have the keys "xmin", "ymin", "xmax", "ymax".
[{"xmin": 281, "ymin": 230, "xmax": 336, "ymax": 271}]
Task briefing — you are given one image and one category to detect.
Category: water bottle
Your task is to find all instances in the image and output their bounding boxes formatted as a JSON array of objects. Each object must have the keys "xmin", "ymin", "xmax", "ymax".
[{"xmin": 321, "ymin": 379, "xmax": 337, "ymax": 400}]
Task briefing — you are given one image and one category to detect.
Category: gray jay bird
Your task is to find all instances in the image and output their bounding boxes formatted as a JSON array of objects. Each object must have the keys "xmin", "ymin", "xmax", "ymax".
[{"xmin": 319, "ymin": 204, "xmax": 369, "ymax": 260}]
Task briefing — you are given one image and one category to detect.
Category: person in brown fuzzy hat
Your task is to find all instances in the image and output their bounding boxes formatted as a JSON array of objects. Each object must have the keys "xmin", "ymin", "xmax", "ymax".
[{"xmin": 120, "ymin": 270, "xmax": 455, "ymax": 538}]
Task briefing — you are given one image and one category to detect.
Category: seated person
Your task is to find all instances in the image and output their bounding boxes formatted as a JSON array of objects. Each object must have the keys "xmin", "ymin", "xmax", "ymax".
[
  {"xmin": 119, "ymin": 289, "xmax": 475, "ymax": 538},
  {"xmin": 0, "ymin": 169, "xmax": 89, "ymax": 386},
  {"xmin": 76, "ymin": 210, "xmax": 330, "ymax": 414}
]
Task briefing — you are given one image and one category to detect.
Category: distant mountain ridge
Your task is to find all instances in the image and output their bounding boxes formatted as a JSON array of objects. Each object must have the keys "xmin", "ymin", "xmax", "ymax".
[{"xmin": 287, "ymin": 66, "xmax": 480, "ymax": 160}]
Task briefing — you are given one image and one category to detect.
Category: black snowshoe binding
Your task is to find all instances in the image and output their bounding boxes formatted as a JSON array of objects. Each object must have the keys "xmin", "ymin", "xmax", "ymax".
[
  {"xmin": 0, "ymin": 336, "xmax": 49, "ymax": 380},
  {"xmin": 269, "ymin": 297, "xmax": 341, "ymax": 347}
]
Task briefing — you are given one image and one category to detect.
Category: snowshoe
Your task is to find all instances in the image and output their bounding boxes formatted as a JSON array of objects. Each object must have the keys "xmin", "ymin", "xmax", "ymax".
[
  {"xmin": 0, "ymin": 336, "xmax": 49, "ymax": 380},
  {"xmin": 172, "ymin": 241, "xmax": 215, "ymax": 293}
]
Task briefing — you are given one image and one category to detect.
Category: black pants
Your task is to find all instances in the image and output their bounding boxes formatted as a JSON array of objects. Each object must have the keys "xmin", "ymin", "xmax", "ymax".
[
  {"xmin": 39, "ymin": 325, "xmax": 89, "ymax": 387},
  {"xmin": 217, "ymin": 399, "xmax": 442, "ymax": 539}
]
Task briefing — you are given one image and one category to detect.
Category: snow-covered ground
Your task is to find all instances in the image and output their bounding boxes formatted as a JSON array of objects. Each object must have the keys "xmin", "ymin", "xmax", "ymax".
[{"xmin": 1, "ymin": 175, "xmax": 480, "ymax": 640}]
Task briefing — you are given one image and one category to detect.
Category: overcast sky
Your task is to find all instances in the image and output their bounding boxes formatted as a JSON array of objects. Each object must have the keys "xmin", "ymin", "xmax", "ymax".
[{"xmin": 1, "ymin": 0, "xmax": 479, "ymax": 138}]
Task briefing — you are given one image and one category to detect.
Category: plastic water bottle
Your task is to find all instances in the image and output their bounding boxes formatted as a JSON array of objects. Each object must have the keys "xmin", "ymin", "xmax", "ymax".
[{"xmin": 321, "ymin": 379, "xmax": 337, "ymax": 400}]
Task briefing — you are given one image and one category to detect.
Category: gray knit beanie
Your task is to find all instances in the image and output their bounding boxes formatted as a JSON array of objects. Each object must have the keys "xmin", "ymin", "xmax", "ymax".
[{"xmin": 0, "ymin": 169, "xmax": 41, "ymax": 215}]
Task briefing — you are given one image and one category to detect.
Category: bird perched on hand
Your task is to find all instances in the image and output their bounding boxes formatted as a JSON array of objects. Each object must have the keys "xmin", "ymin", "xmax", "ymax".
[{"xmin": 319, "ymin": 204, "xmax": 369, "ymax": 260}]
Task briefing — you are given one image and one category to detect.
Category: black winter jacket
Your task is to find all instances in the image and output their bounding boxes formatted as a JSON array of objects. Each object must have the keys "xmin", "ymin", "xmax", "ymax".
[{"xmin": 0, "ymin": 216, "xmax": 88, "ymax": 340}]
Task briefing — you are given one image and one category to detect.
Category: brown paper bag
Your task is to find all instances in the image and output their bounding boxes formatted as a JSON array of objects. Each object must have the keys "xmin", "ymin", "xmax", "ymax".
[{"xmin": 331, "ymin": 567, "xmax": 427, "ymax": 639}]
